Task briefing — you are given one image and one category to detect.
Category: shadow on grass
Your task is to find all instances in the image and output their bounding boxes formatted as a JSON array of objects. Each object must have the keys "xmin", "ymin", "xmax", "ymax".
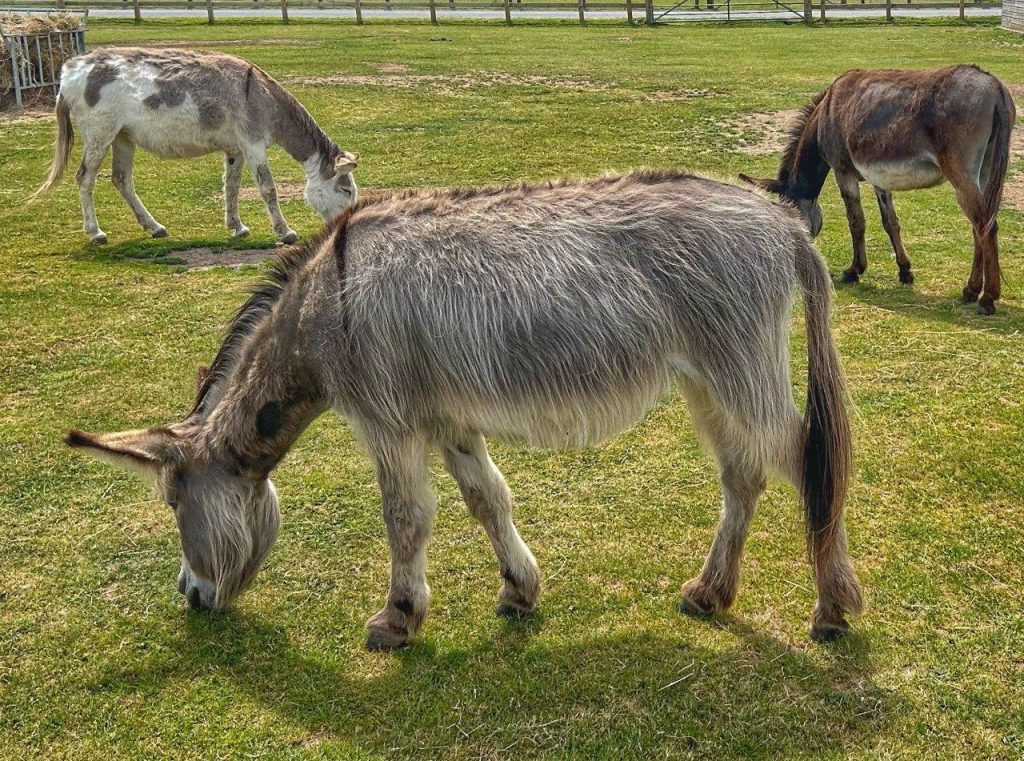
[
  {"xmin": 91, "ymin": 608, "xmax": 900, "ymax": 756},
  {"xmin": 834, "ymin": 276, "xmax": 1023, "ymax": 335}
]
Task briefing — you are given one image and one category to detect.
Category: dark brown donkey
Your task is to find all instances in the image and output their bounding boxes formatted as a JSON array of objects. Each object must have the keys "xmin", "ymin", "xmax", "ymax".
[{"xmin": 741, "ymin": 66, "xmax": 1015, "ymax": 314}]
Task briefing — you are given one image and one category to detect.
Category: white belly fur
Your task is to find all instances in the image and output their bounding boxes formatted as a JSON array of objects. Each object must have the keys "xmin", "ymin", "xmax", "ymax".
[{"xmin": 853, "ymin": 159, "xmax": 946, "ymax": 192}]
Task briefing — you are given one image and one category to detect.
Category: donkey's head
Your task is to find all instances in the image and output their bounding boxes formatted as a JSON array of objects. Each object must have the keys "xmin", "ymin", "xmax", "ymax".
[
  {"xmin": 66, "ymin": 424, "xmax": 280, "ymax": 612},
  {"xmin": 739, "ymin": 173, "xmax": 824, "ymax": 238},
  {"xmin": 306, "ymin": 152, "xmax": 359, "ymax": 222}
]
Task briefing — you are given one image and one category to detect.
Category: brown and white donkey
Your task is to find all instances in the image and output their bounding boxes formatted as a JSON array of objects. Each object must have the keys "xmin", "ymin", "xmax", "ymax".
[
  {"xmin": 742, "ymin": 65, "xmax": 1015, "ymax": 314},
  {"xmin": 34, "ymin": 48, "xmax": 359, "ymax": 245}
]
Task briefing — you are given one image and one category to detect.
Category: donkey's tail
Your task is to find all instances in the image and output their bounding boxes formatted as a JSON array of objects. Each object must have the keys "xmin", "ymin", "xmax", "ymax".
[
  {"xmin": 793, "ymin": 235, "xmax": 862, "ymax": 616},
  {"xmin": 30, "ymin": 95, "xmax": 73, "ymax": 202},
  {"xmin": 981, "ymin": 80, "xmax": 1016, "ymax": 238}
]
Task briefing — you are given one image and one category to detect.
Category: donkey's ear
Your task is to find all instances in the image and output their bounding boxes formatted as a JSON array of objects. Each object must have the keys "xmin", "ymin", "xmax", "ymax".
[
  {"xmin": 334, "ymin": 152, "xmax": 358, "ymax": 176},
  {"xmin": 65, "ymin": 428, "xmax": 180, "ymax": 480},
  {"xmin": 739, "ymin": 173, "xmax": 784, "ymax": 194}
]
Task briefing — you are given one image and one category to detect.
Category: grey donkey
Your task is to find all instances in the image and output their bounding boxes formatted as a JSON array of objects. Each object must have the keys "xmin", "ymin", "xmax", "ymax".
[{"xmin": 67, "ymin": 170, "xmax": 863, "ymax": 649}]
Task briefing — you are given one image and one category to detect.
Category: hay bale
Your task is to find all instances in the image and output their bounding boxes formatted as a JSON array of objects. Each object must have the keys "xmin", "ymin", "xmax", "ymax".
[{"xmin": 1, "ymin": 12, "xmax": 85, "ymax": 109}]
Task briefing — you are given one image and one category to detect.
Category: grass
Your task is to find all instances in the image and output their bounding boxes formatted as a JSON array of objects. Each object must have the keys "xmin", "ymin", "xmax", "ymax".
[{"xmin": 2, "ymin": 16, "xmax": 1023, "ymax": 759}]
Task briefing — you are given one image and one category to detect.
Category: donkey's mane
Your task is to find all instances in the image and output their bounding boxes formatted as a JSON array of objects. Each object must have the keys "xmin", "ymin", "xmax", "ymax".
[
  {"xmin": 190, "ymin": 169, "xmax": 719, "ymax": 418},
  {"xmin": 777, "ymin": 90, "xmax": 828, "ymax": 182},
  {"xmin": 265, "ymin": 74, "xmax": 342, "ymax": 173},
  {"xmin": 190, "ymin": 220, "xmax": 345, "ymax": 418}
]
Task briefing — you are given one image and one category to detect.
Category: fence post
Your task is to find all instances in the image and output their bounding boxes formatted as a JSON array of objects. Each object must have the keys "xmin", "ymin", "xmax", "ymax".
[
  {"xmin": 886, "ymin": 0, "xmax": 891, "ymax": 20},
  {"xmin": 626, "ymin": 0, "xmax": 633, "ymax": 23},
  {"xmin": 132, "ymin": 0, "xmax": 142, "ymax": 23},
  {"xmin": 959, "ymin": 0, "xmax": 964, "ymax": 19},
  {"xmin": 803, "ymin": 0, "xmax": 810, "ymax": 21},
  {"xmin": 504, "ymin": 0, "xmax": 512, "ymax": 23},
  {"xmin": 578, "ymin": 0, "xmax": 585, "ymax": 22},
  {"xmin": 280, "ymin": 0, "xmax": 289, "ymax": 22},
  {"xmin": 645, "ymin": 0, "xmax": 654, "ymax": 24},
  {"xmin": 206, "ymin": 0, "xmax": 215, "ymax": 22},
  {"xmin": 819, "ymin": 0, "xmax": 825, "ymax": 20},
  {"xmin": 355, "ymin": 0, "xmax": 363, "ymax": 23},
  {"xmin": 429, "ymin": 0, "xmax": 437, "ymax": 23}
]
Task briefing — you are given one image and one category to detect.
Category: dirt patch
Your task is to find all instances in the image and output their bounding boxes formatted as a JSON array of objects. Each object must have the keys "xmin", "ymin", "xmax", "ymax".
[
  {"xmin": 640, "ymin": 88, "xmax": 719, "ymax": 103},
  {"xmin": 721, "ymin": 109, "xmax": 801, "ymax": 156},
  {"xmin": 106, "ymin": 39, "xmax": 319, "ymax": 50},
  {"xmin": 131, "ymin": 247, "xmax": 276, "ymax": 271},
  {"xmin": 217, "ymin": 183, "xmax": 407, "ymax": 204},
  {"xmin": 1002, "ymin": 85, "xmax": 1024, "ymax": 213},
  {"xmin": 370, "ymin": 62, "xmax": 410, "ymax": 74},
  {"xmin": 238, "ymin": 181, "xmax": 305, "ymax": 203},
  {"xmin": 285, "ymin": 72, "xmax": 612, "ymax": 94},
  {"xmin": 0, "ymin": 105, "xmax": 51, "ymax": 124}
]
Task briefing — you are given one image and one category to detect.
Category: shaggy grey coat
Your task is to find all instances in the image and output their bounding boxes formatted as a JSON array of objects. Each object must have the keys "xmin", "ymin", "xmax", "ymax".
[{"xmin": 69, "ymin": 170, "xmax": 861, "ymax": 649}]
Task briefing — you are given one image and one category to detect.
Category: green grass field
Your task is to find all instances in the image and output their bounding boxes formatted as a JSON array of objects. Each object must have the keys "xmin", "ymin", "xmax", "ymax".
[{"xmin": 2, "ymin": 17, "xmax": 1023, "ymax": 759}]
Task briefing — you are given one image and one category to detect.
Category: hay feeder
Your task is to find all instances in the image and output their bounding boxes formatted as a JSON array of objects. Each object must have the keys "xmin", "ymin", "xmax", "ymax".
[{"xmin": 1, "ymin": 9, "xmax": 87, "ymax": 108}]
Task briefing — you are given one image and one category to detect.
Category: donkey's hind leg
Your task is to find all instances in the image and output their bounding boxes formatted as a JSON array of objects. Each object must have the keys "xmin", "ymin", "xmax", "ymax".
[
  {"xmin": 76, "ymin": 136, "xmax": 113, "ymax": 245},
  {"xmin": 222, "ymin": 152, "xmax": 249, "ymax": 238},
  {"xmin": 441, "ymin": 433, "xmax": 541, "ymax": 618},
  {"xmin": 677, "ymin": 381, "xmax": 771, "ymax": 617},
  {"xmin": 874, "ymin": 187, "xmax": 913, "ymax": 284},
  {"xmin": 365, "ymin": 433, "xmax": 437, "ymax": 650},
  {"xmin": 111, "ymin": 136, "xmax": 166, "ymax": 238}
]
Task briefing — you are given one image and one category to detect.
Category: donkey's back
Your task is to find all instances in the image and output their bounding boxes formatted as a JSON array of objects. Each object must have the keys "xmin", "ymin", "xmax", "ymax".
[
  {"xmin": 329, "ymin": 172, "xmax": 804, "ymax": 449},
  {"xmin": 59, "ymin": 48, "xmax": 275, "ymax": 157}
]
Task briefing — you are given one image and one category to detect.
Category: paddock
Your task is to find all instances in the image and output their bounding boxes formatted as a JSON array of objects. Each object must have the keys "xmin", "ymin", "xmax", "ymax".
[{"xmin": 1, "ymin": 17, "xmax": 1022, "ymax": 759}]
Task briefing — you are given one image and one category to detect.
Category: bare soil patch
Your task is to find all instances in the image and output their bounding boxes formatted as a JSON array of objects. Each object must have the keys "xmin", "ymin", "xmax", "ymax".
[
  {"xmin": 285, "ymin": 72, "xmax": 612, "ymax": 94},
  {"xmin": 0, "ymin": 105, "xmax": 51, "ymax": 124},
  {"xmin": 1002, "ymin": 85, "xmax": 1024, "ymax": 213},
  {"xmin": 722, "ymin": 109, "xmax": 801, "ymax": 156},
  {"xmin": 131, "ymin": 246, "xmax": 276, "ymax": 271},
  {"xmin": 105, "ymin": 39, "xmax": 319, "ymax": 50},
  {"xmin": 370, "ymin": 62, "xmax": 410, "ymax": 74}
]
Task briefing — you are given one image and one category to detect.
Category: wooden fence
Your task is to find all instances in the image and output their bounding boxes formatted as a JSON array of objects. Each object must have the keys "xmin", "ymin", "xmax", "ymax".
[{"xmin": 3, "ymin": 0, "xmax": 1001, "ymax": 24}]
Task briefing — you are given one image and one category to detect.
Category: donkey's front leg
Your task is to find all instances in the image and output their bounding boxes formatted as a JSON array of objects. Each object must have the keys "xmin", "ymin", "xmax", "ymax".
[
  {"xmin": 441, "ymin": 433, "xmax": 540, "ymax": 617},
  {"xmin": 223, "ymin": 152, "xmax": 249, "ymax": 238},
  {"xmin": 111, "ymin": 137, "xmax": 167, "ymax": 239},
  {"xmin": 366, "ymin": 435, "xmax": 437, "ymax": 651},
  {"xmin": 837, "ymin": 174, "xmax": 868, "ymax": 284},
  {"xmin": 247, "ymin": 155, "xmax": 297, "ymax": 244}
]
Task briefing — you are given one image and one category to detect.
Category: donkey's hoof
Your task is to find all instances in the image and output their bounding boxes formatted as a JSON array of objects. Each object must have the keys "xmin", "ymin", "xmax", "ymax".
[
  {"xmin": 962, "ymin": 287, "xmax": 980, "ymax": 304},
  {"xmin": 232, "ymin": 225, "xmax": 251, "ymax": 239},
  {"xmin": 839, "ymin": 271, "xmax": 859, "ymax": 284},
  {"xmin": 678, "ymin": 579, "xmax": 721, "ymax": 617},
  {"xmin": 677, "ymin": 596, "xmax": 716, "ymax": 618},
  {"xmin": 976, "ymin": 298, "xmax": 996, "ymax": 316},
  {"xmin": 898, "ymin": 270, "xmax": 914, "ymax": 285},
  {"xmin": 150, "ymin": 226, "xmax": 168, "ymax": 239},
  {"xmin": 280, "ymin": 230, "xmax": 298, "ymax": 245},
  {"xmin": 366, "ymin": 626, "xmax": 410, "ymax": 651},
  {"xmin": 810, "ymin": 618, "xmax": 850, "ymax": 643},
  {"xmin": 495, "ymin": 601, "xmax": 535, "ymax": 619},
  {"xmin": 89, "ymin": 232, "xmax": 108, "ymax": 246}
]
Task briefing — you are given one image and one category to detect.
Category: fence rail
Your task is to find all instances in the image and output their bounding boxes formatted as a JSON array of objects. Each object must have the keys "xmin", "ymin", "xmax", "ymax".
[{"xmin": 0, "ymin": 0, "xmax": 1001, "ymax": 24}]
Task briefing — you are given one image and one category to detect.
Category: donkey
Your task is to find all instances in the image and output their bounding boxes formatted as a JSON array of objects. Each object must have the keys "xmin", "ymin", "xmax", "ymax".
[
  {"xmin": 741, "ymin": 65, "xmax": 1015, "ymax": 314},
  {"xmin": 66, "ymin": 170, "xmax": 862, "ymax": 648},
  {"xmin": 32, "ymin": 47, "xmax": 359, "ymax": 245}
]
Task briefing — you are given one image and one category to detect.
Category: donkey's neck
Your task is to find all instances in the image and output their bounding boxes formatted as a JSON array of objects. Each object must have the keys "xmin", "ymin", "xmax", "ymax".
[
  {"xmin": 272, "ymin": 90, "xmax": 340, "ymax": 179},
  {"xmin": 203, "ymin": 332, "xmax": 327, "ymax": 478},
  {"xmin": 785, "ymin": 109, "xmax": 831, "ymax": 201}
]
